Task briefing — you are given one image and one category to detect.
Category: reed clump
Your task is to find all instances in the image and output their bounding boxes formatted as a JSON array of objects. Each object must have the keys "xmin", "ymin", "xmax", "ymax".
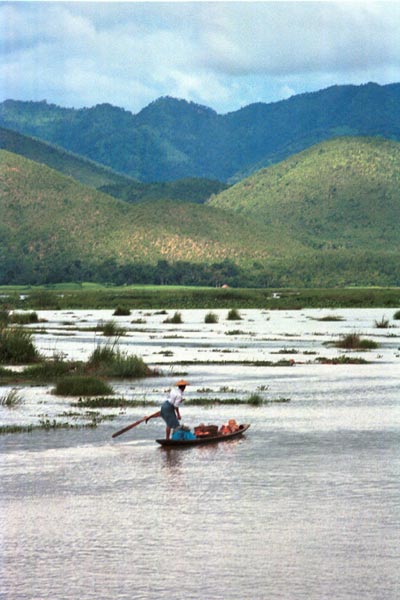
[
  {"xmin": 10, "ymin": 312, "xmax": 39, "ymax": 325},
  {"xmin": 0, "ymin": 327, "xmax": 40, "ymax": 364},
  {"xmin": 204, "ymin": 312, "xmax": 219, "ymax": 324},
  {"xmin": 97, "ymin": 320, "xmax": 126, "ymax": 337},
  {"xmin": 87, "ymin": 344, "xmax": 155, "ymax": 378},
  {"xmin": 334, "ymin": 333, "xmax": 379, "ymax": 350},
  {"xmin": 54, "ymin": 376, "xmax": 113, "ymax": 397},
  {"xmin": 374, "ymin": 316, "xmax": 390, "ymax": 328},
  {"xmin": 0, "ymin": 388, "xmax": 23, "ymax": 408},
  {"xmin": 227, "ymin": 308, "xmax": 242, "ymax": 320},
  {"xmin": 163, "ymin": 311, "xmax": 183, "ymax": 324},
  {"xmin": 113, "ymin": 306, "xmax": 131, "ymax": 316}
]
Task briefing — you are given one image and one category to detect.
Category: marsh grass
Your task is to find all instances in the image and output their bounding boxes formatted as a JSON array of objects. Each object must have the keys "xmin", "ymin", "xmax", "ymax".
[
  {"xmin": 73, "ymin": 397, "xmax": 156, "ymax": 408},
  {"xmin": 0, "ymin": 388, "xmax": 23, "ymax": 407},
  {"xmin": 113, "ymin": 306, "xmax": 131, "ymax": 316},
  {"xmin": 186, "ymin": 395, "xmax": 290, "ymax": 406},
  {"xmin": 87, "ymin": 344, "xmax": 155, "ymax": 378},
  {"xmin": 163, "ymin": 311, "xmax": 183, "ymax": 324},
  {"xmin": 97, "ymin": 320, "xmax": 126, "ymax": 337},
  {"xmin": 225, "ymin": 329, "xmax": 246, "ymax": 335},
  {"xmin": 316, "ymin": 355, "xmax": 368, "ymax": 364},
  {"xmin": 227, "ymin": 308, "xmax": 242, "ymax": 320},
  {"xmin": 54, "ymin": 376, "xmax": 113, "ymax": 396},
  {"xmin": 24, "ymin": 356, "xmax": 81, "ymax": 380},
  {"xmin": 0, "ymin": 420, "xmax": 99, "ymax": 435},
  {"xmin": 247, "ymin": 393, "xmax": 263, "ymax": 406},
  {"xmin": 0, "ymin": 327, "xmax": 40, "ymax": 364},
  {"xmin": 374, "ymin": 316, "xmax": 390, "ymax": 328},
  {"xmin": 333, "ymin": 333, "xmax": 379, "ymax": 350},
  {"xmin": 10, "ymin": 312, "xmax": 39, "ymax": 324},
  {"xmin": 204, "ymin": 312, "xmax": 219, "ymax": 324},
  {"xmin": 313, "ymin": 314, "xmax": 344, "ymax": 321}
]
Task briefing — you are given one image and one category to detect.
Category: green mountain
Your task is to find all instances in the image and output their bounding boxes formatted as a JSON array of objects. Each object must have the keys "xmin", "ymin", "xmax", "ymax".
[
  {"xmin": 208, "ymin": 137, "xmax": 400, "ymax": 253},
  {"xmin": 0, "ymin": 126, "xmax": 133, "ymax": 188},
  {"xmin": 2, "ymin": 136, "xmax": 400, "ymax": 287},
  {"xmin": 99, "ymin": 178, "xmax": 228, "ymax": 204},
  {"xmin": 0, "ymin": 126, "xmax": 227, "ymax": 204},
  {"xmin": 1, "ymin": 149, "xmax": 299, "ymax": 285},
  {"xmin": 1, "ymin": 82, "xmax": 400, "ymax": 182}
]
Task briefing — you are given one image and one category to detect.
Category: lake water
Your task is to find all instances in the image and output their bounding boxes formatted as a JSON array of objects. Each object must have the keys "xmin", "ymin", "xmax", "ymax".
[{"xmin": 1, "ymin": 308, "xmax": 400, "ymax": 599}]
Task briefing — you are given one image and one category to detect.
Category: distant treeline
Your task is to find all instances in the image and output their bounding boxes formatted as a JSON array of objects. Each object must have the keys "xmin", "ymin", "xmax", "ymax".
[{"xmin": 1, "ymin": 252, "xmax": 399, "ymax": 288}]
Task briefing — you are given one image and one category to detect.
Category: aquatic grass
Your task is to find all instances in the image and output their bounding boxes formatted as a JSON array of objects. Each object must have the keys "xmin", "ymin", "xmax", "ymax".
[
  {"xmin": 333, "ymin": 333, "xmax": 379, "ymax": 350},
  {"xmin": 247, "ymin": 393, "xmax": 263, "ymax": 406},
  {"xmin": 0, "ymin": 419, "xmax": 99, "ymax": 435},
  {"xmin": 227, "ymin": 308, "xmax": 242, "ymax": 320},
  {"xmin": 204, "ymin": 312, "xmax": 219, "ymax": 324},
  {"xmin": 0, "ymin": 388, "xmax": 23, "ymax": 407},
  {"xmin": 73, "ymin": 397, "xmax": 157, "ymax": 408},
  {"xmin": 24, "ymin": 356, "xmax": 82, "ymax": 380},
  {"xmin": 10, "ymin": 312, "xmax": 39, "ymax": 324},
  {"xmin": 87, "ymin": 344, "xmax": 155, "ymax": 378},
  {"xmin": 316, "ymin": 355, "xmax": 369, "ymax": 364},
  {"xmin": 186, "ymin": 396, "xmax": 290, "ymax": 406},
  {"xmin": 113, "ymin": 306, "xmax": 131, "ymax": 316},
  {"xmin": 54, "ymin": 376, "xmax": 113, "ymax": 397},
  {"xmin": 97, "ymin": 319, "xmax": 126, "ymax": 337},
  {"xmin": 163, "ymin": 311, "xmax": 183, "ymax": 324},
  {"xmin": 313, "ymin": 314, "xmax": 344, "ymax": 322},
  {"xmin": 374, "ymin": 316, "xmax": 390, "ymax": 328},
  {"xmin": 225, "ymin": 329, "xmax": 246, "ymax": 335},
  {"xmin": 0, "ymin": 327, "xmax": 41, "ymax": 364}
]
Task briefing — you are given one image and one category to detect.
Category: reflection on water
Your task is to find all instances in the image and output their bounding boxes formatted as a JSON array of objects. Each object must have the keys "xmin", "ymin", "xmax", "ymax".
[{"xmin": 2, "ymin": 308, "xmax": 400, "ymax": 599}]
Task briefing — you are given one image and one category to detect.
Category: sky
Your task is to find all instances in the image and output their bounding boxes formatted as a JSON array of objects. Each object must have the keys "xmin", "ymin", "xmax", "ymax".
[{"xmin": 1, "ymin": 1, "xmax": 400, "ymax": 115}]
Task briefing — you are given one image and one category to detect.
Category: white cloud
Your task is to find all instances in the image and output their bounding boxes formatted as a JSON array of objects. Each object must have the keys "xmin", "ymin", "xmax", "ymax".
[{"xmin": 1, "ymin": 2, "xmax": 400, "ymax": 113}]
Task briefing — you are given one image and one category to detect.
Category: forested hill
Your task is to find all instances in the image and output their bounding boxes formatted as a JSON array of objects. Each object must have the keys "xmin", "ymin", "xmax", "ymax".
[
  {"xmin": 1, "ymin": 82, "xmax": 399, "ymax": 182},
  {"xmin": 1, "ymin": 149, "xmax": 298, "ymax": 285},
  {"xmin": 0, "ymin": 126, "xmax": 134, "ymax": 188},
  {"xmin": 209, "ymin": 136, "xmax": 400, "ymax": 252}
]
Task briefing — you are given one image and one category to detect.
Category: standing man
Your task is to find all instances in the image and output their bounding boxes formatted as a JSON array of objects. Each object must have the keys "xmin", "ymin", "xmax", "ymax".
[{"xmin": 160, "ymin": 379, "xmax": 188, "ymax": 440}]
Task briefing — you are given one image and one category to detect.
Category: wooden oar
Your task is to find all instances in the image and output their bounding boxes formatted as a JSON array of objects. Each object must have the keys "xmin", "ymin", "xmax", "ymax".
[{"xmin": 112, "ymin": 410, "xmax": 161, "ymax": 439}]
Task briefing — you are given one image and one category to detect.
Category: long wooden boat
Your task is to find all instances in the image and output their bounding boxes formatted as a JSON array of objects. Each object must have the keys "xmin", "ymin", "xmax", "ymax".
[{"xmin": 156, "ymin": 424, "xmax": 250, "ymax": 447}]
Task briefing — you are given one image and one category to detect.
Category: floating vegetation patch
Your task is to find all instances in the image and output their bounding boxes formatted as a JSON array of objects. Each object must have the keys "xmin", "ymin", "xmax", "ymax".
[
  {"xmin": 71, "ymin": 397, "xmax": 157, "ymax": 409},
  {"xmin": 332, "ymin": 333, "xmax": 379, "ymax": 350},
  {"xmin": 0, "ymin": 419, "xmax": 98, "ymax": 435},
  {"xmin": 87, "ymin": 344, "xmax": 156, "ymax": 378},
  {"xmin": 113, "ymin": 306, "xmax": 131, "ymax": 316},
  {"xmin": 204, "ymin": 312, "xmax": 219, "ymax": 324},
  {"xmin": 186, "ymin": 396, "xmax": 291, "ymax": 406},
  {"xmin": 163, "ymin": 311, "xmax": 183, "ymax": 324},
  {"xmin": 97, "ymin": 319, "xmax": 126, "ymax": 337},
  {"xmin": 272, "ymin": 348, "xmax": 299, "ymax": 354},
  {"xmin": 54, "ymin": 376, "xmax": 114, "ymax": 397},
  {"xmin": 174, "ymin": 359, "xmax": 295, "ymax": 367},
  {"xmin": 316, "ymin": 355, "xmax": 369, "ymax": 364},
  {"xmin": 227, "ymin": 308, "xmax": 242, "ymax": 321},
  {"xmin": 312, "ymin": 315, "xmax": 345, "ymax": 322},
  {"xmin": 225, "ymin": 330, "xmax": 247, "ymax": 336}
]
